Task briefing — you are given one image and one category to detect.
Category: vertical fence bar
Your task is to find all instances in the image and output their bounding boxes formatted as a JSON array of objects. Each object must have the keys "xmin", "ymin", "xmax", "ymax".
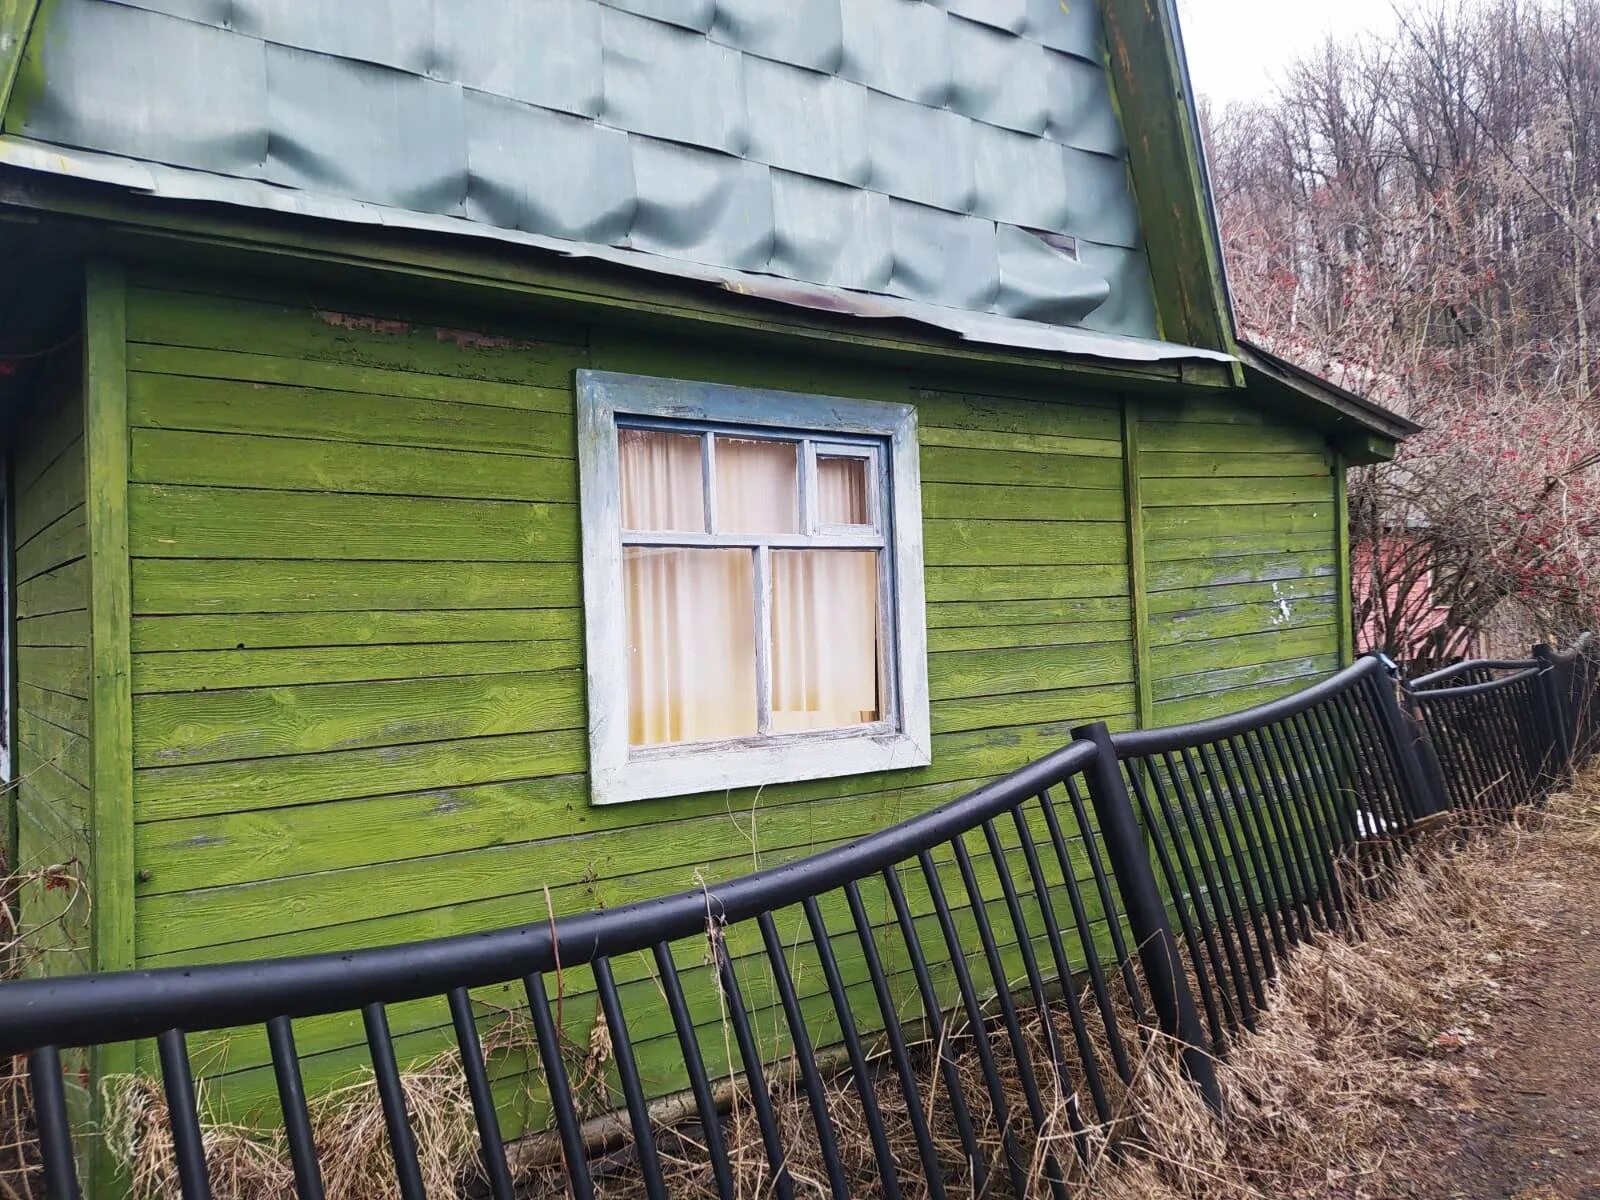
[
  {"xmin": 1215, "ymin": 736, "xmax": 1307, "ymax": 945},
  {"xmin": 1009, "ymin": 804, "xmax": 1118, "ymax": 1128},
  {"xmin": 800, "ymin": 896, "xmax": 905, "ymax": 1200},
  {"xmin": 1062, "ymin": 776, "xmax": 1150, "ymax": 1025},
  {"xmin": 1035, "ymin": 787, "xmax": 1138, "ymax": 1084},
  {"xmin": 880, "ymin": 865, "xmax": 988, "ymax": 1193},
  {"xmin": 843, "ymin": 881, "xmax": 949, "ymax": 1198},
  {"xmin": 1180, "ymin": 746, "xmax": 1276, "ymax": 992},
  {"xmin": 915, "ymin": 851, "xmax": 1030, "ymax": 1200},
  {"xmin": 447, "ymin": 988, "xmax": 515, "ymax": 1200},
  {"xmin": 1073, "ymin": 723, "xmax": 1222, "ymax": 1113},
  {"xmin": 1261, "ymin": 720, "xmax": 1350, "ymax": 929},
  {"xmin": 266, "ymin": 1017, "xmax": 326, "ymax": 1200},
  {"xmin": 979, "ymin": 819, "xmax": 1097, "ymax": 1164},
  {"xmin": 1284, "ymin": 711, "xmax": 1370, "ymax": 938},
  {"xmin": 1532, "ymin": 646, "xmax": 1570, "ymax": 788},
  {"xmin": 156, "ymin": 1029, "xmax": 214, "ymax": 1200},
  {"xmin": 651, "ymin": 942, "xmax": 738, "ymax": 1200},
  {"xmin": 755, "ymin": 911, "xmax": 850, "ymax": 1200},
  {"xmin": 592, "ymin": 956, "xmax": 672, "ymax": 1200},
  {"xmin": 1231, "ymin": 732, "xmax": 1322, "ymax": 935},
  {"xmin": 948, "ymin": 834, "xmax": 1072, "ymax": 1199},
  {"xmin": 523, "ymin": 972, "xmax": 596, "ymax": 1200},
  {"xmin": 28, "ymin": 1047, "xmax": 82, "ymax": 1200},
  {"xmin": 1122, "ymin": 757, "xmax": 1231, "ymax": 1046},
  {"xmin": 1333, "ymin": 688, "xmax": 1409, "ymax": 849},
  {"xmin": 1135, "ymin": 754, "xmax": 1246, "ymax": 1033},
  {"xmin": 1197, "ymin": 742, "xmax": 1288, "ymax": 963},
  {"xmin": 360, "ymin": 1004, "xmax": 425, "ymax": 1200}
]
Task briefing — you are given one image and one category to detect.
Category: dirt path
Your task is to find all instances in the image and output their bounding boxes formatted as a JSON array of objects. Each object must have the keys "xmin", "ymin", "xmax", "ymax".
[{"xmin": 1390, "ymin": 838, "xmax": 1600, "ymax": 1199}]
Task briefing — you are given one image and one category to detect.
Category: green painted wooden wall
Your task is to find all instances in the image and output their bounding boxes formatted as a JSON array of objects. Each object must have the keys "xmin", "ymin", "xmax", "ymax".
[
  {"xmin": 8, "ymin": 264, "xmax": 1346, "ymax": 1136},
  {"xmin": 1135, "ymin": 398, "xmax": 1343, "ymax": 726},
  {"xmin": 8, "ymin": 345, "xmax": 93, "ymax": 1122}
]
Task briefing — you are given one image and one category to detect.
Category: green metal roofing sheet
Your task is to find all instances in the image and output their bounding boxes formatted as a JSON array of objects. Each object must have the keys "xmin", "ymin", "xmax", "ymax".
[{"xmin": 1, "ymin": 0, "xmax": 1236, "ymax": 363}]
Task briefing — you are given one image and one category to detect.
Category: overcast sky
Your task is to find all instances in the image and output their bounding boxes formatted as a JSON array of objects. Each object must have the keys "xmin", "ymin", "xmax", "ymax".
[{"xmin": 1175, "ymin": 0, "xmax": 1415, "ymax": 106}]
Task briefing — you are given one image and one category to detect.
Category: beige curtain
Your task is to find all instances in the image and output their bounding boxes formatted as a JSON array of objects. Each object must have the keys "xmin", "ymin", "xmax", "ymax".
[
  {"xmin": 817, "ymin": 454, "xmax": 870, "ymax": 526},
  {"xmin": 716, "ymin": 437, "xmax": 798, "ymax": 533},
  {"xmin": 621, "ymin": 430, "xmax": 880, "ymax": 747},
  {"xmin": 619, "ymin": 428, "xmax": 703, "ymax": 532},
  {"xmin": 624, "ymin": 546, "xmax": 756, "ymax": 745},
  {"xmin": 773, "ymin": 455, "xmax": 880, "ymax": 732},
  {"xmin": 771, "ymin": 550, "xmax": 880, "ymax": 732},
  {"xmin": 622, "ymin": 430, "xmax": 754, "ymax": 746}
]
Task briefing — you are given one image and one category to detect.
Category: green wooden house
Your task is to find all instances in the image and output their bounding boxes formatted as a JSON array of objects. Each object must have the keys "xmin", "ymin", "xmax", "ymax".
[{"xmin": 0, "ymin": 0, "xmax": 1415, "ymax": 1166}]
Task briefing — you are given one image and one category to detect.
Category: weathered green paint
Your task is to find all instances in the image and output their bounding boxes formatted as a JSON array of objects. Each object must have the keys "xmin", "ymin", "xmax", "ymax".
[
  {"xmin": 0, "ymin": 179, "xmax": 1235, "ymax": 408},
  {"xmin": 47, "ymin": 271, "xmax": 1154, "ymax": 1117},
  {"xmin": 1137, "ymin": 395, "xmax": 1343, "ymax": 722},
  {"xmin": 1335, "ymin": 451, "xmax": 1356, "ymax": 665},
  {"xmin": 1337, "ymin": 432, "xmax": 1399, "ymax": 465},
  {"xmin": 85, "ymin": 260, "xmax": 136, "ymax": 1197},
  {"xmin": 6, "ymin": 329, "xmax": 94, "ymax": 1162},
  {"xmin": 4, "ymin": 259, "xmax": 1360, "ymax": 1152},
  {"xmin": 1122, "ymin": 396, "xmax": 1155, "ymax": 727},
  {"xmin": 0, "ymin": 0, "xmax": 44, "ymax": 125},
  {"xmin": 1099, "ymin": 0, "xmax": 1237, "ymax": 362}
]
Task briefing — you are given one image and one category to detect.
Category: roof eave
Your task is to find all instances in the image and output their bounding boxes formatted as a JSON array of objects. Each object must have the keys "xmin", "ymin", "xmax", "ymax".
[{"xmin": 1237, "ymin": 337, "xmax": 1421, "ymax": 457}]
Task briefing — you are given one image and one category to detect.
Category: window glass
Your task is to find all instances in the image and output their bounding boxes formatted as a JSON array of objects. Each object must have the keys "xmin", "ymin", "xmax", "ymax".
[
  {"xmin": 579, "ymin": 369, "xmax": 930, "ymax": 805},
  {"xmin": 771, "ymin": 549, "xmax": 881, "ymax": 733},
  {"xmin": 619, "ymin": 428, "xmax": 705, "ymax": 533},
  {"xmin": 714, "ymin": 435, "xmax": 799, "ymax": 534},
  {"xmin": 817, "ymin": 454, "xmax": 872, "ymax": 527},
  {"xmin": 624, "ymin": 546, "xmax": 757, "ymax": 746}
]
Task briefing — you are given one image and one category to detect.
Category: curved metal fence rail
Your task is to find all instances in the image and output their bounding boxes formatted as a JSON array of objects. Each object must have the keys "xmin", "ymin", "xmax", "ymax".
[
  {"xmin": 1103, "ymin": 658, "xmax": 1428, "ymax": 1049},
  {"xmin": 1403, "ymin": 634, "xmax": 1595, "ymax": 820},
  {"xmin": 1, "ymin": 641, "xmax": 1595, "ymax": 1200}
]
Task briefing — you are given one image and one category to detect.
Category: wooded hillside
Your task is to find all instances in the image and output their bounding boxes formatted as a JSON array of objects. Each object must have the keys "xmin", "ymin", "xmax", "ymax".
[{"xmin": 1201, "ymin": 0, "xmax": 1600, "ymax": 663}]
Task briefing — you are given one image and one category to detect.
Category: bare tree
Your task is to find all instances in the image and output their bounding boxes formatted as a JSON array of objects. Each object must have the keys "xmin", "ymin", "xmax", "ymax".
[{"xmin": 1203, "ymin": 0, "xmax": 1600, "ymax": 664}]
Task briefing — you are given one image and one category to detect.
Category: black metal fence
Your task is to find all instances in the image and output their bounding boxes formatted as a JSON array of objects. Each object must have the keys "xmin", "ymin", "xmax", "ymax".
[{"xmin": 2, "ymin": 640, "xmax": 1594, "ymax": 1200}]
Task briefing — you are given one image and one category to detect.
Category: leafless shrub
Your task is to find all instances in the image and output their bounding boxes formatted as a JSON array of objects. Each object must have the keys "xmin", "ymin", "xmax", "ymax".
[{"xmin": 1203, "ymin": 0, "xmax": 1600, "ymax": 664}]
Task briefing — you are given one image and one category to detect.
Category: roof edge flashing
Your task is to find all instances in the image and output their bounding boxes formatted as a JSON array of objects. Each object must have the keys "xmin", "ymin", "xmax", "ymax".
[
  {"xmin": 1238, "ymin": 337, "xmax": 1420, "ymax": 445},
  {"xmin": 0, "ymin": 135, "xmax": 1236, "ymax": 369}
]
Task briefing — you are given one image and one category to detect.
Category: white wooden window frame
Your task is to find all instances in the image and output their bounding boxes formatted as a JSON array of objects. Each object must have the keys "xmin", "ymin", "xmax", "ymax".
[{"xmin": 577, "ymin": 370, "xmax": 931, "ymax": 806}]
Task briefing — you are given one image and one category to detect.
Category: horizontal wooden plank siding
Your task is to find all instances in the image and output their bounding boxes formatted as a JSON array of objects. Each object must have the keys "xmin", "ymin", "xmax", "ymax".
[
  {"xmin": 1137, "ymin": 397, "xmax": 1341, "ymax": 725},
  {"xmin": 10, "ymin": 348, "xmax": 94, "ymax": 1011},
  {"xmin": 121, "ymin": 273, "xmax": 1148, "ymax": 1118}
]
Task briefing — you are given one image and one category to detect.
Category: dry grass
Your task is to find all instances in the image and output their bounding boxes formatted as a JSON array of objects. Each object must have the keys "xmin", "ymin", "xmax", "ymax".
[
  {"xmin": 102, "ymin": 1018, "xmax": 528, "ymax": 1200},
  {"xmin": 66, "ymin": 774, "xmax": 1600, "ymax": 1198},
  {"xmin": 2, "ymin": 844, "xmax": 88, "ymax": 1200},
  {"xmin": 1, "ymin": 861, "xmax": 39, "ymax": 1200},
  {"xmin": 1092, "ymin": 777, "xmax": 1600, "ymax": 1199}
]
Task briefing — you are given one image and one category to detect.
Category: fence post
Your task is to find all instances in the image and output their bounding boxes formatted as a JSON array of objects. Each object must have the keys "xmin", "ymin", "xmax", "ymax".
[
  {"xmin": 1531, "ymin": 644, "xmax": 1573, "ymax": 789},
  {"xmin": 1073, "ymin": 721, "xmax": 1224, "ymax": 1114},
  {"xmin": 1373, "ymin": 657, "xmax": 1450, "ymax": 820}
]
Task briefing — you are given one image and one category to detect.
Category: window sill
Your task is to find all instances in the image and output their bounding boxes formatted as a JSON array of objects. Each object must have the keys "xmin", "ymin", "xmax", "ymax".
[{"xmin": 591, "ymin": 728, "xmax": 933, "ymax": 806}]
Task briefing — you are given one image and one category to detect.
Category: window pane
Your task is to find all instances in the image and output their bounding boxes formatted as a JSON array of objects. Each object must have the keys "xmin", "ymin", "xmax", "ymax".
[
  {"xmin": 714, "ymin": 436, "xmax": 799, "ymax": 534},
  {"xmin": 625, "ymin": 547, "xmax": 757, "ymax": 746},
  {"xmin": 620, "ymin": 428, "xmax": 705, "ymax": 532},
  {"xmin": 771, "ymin": 550, "xmax": 881, "ymax": 733},
  {"xmin": 817, "ymin": 454, "xmax": 872, "ymax": 526}
]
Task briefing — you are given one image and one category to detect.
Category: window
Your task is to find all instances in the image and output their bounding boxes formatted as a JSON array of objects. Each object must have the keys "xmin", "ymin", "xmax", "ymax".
[{"xmin": 578, "ymin": 371, "xmax": 931, "ymax": 805}]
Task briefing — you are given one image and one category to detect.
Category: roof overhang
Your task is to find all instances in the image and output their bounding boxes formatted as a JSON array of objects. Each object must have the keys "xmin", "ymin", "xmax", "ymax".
[
  {"xmin": 0, "ymin": 135, "xmax": 1236, "ymax": 371},
  {"xmin": 1156, "ymin": 3, "xmax": 1421, "ymax": 460},
  {"xmin": 1237, "ymin": 338, "xmax": 1420, "ymax": 462}
]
